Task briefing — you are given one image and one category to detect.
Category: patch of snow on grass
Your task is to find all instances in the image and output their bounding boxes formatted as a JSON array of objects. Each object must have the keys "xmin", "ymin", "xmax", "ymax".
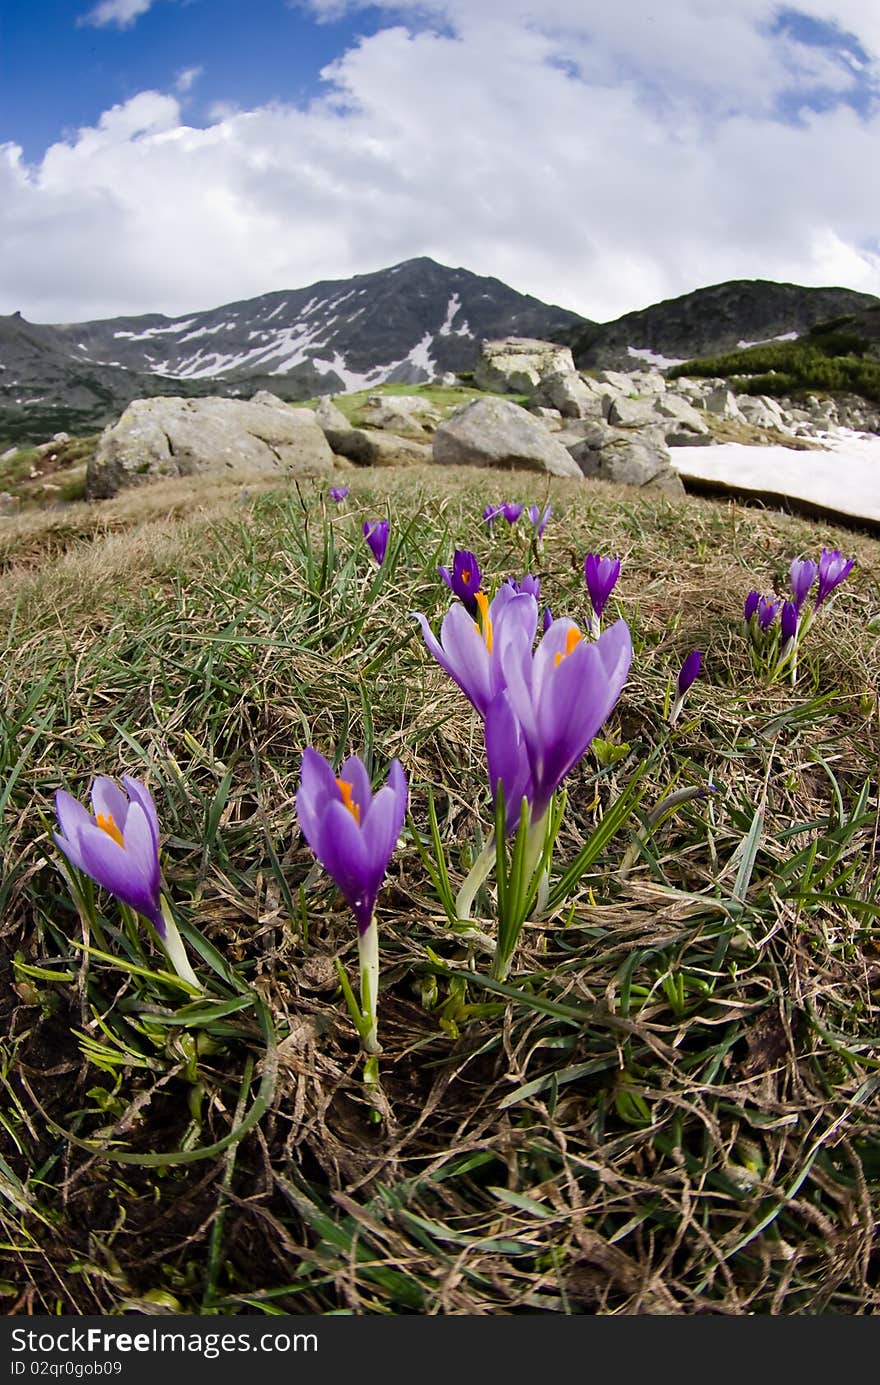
[{"xmin": 670, "ymin": 428, "xmax": 880, "ymax": 524}]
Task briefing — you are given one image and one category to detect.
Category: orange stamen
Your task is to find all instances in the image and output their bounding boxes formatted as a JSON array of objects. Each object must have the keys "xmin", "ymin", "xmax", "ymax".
[
  {"xmin": 461, "ymin": 568, "xmax": 472, "ymax": 585},
  {"xmin": 336, "ymin": 778, "xmax": 361, "ymax": 825},
  {"xmin": 96, "ymin": 812, "xmax": 124, "ymax": 848},
  {"xmin": 474, "ymin": 590, "xmax": 494, "ymax": 652},
  {"xmin": 554, "ymin": 625, "xmax": 583, "ymax": 667}
]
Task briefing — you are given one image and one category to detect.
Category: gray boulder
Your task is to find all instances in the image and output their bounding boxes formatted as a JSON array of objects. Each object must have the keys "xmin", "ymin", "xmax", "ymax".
[
  {"xmin": 530, "ymin": 405, "xmax": 564, "ymax": 430},
  {"xmin": 532, "ymin": 370, "xmax": 605, "ymax": 419},
  {"xmin": 564, "ymin": 424, "xmax": 684, "ymax": 496},
  {"xmin": 433, "ymin": 397, "xmax": 582, "ymax": 478},
  {"xmin": 313, "ymin": 396, "xmax": 353, "ymax": 451},
  {"xmin": 312, "ymin": 395, "xmax": 432, "ymax": 466},
  {"xmin": 654, "ymin": 393, "xmax": 710, "ymax": 435},
  {"xmin": 627, "ymin": 370, "xmax": 667, "ymax": 395},
  {"xmin": 328, "ymin": 427, "xmax": 432, "ymax": 467},
  {"xmin": 593, "ymin": 368, "xmax": 637, "ymax": 393},
  {"xmin": 360, "ymin": 394, "xmax": 442, "ymax": 432},
  {"xmin": 737, "ymin": 394, "xmax": 788, "ymax": 431},
  {"xmin": 87, "ymin": 394, "xmax": 334, "ymax": 498},
  {"xmin": 473, "ymin": 338, "xmax": 577, "ymax": 394},
  {"xmin": 703, "ymin": 385, "xmax": 745, "ymax": 420},
  {"xmin": 605, "ymin": 394, "xmax": 661, "ymax": 428}
]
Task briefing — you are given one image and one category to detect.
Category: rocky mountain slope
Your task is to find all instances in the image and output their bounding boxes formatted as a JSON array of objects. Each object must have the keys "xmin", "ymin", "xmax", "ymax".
[
  {"xmin": 564, "ymin": 280, "xmax": 880, "ymax": 371},
  {"xmin": 5, "ymin": 257, "xmax": 880, "ymax": 448},
  {"xmin": 0, "ymin": 259, "xmax": 587, "ymax": 444}
]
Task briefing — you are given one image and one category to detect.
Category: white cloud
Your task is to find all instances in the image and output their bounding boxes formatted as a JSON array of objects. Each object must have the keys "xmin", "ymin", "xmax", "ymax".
[
  {"xmin": 79, "ymin": 0, "xmax": 157, "ymax": 28},
  {"xmin": 5, "ymin": 4, "xmax": 880, "ymax": 323},
  {"xmin": 175, "ymin": 66, "xmax": 203, "ymax": 94}
]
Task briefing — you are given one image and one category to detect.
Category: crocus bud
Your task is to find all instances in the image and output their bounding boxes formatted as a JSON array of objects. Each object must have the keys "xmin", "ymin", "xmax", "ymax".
[{"xmin": 677, "ymin": 649, "xmax": 702, "ymax": 698}]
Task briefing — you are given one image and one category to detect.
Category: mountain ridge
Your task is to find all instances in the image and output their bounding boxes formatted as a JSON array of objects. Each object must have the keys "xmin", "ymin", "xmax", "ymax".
[
  {"xmin": 562, "ymin": 278, "xmax": 880, "ymax": 369},
  {"xmin": 3, "ymin": 257, "xmax": 880, "ymax": 446}
]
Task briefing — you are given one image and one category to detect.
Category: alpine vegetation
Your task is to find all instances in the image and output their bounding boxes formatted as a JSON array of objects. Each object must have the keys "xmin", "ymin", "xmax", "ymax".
[{"xmin": 3, "ymin": 458, "xmax": 877, "ymax": 1319}]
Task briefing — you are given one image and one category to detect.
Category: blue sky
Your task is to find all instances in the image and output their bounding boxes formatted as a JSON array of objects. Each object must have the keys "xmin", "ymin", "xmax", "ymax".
[
  {"xmin": 2, "ymin": 0, "xmax": 880, "ymax": 322},
  {"xmin": 0, "ymin": 0, "xmax": 387, "ymax": 162}
]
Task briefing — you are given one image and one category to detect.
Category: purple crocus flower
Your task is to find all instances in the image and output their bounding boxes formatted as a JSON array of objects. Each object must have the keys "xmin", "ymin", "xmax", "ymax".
[
  {"xmin": 505, "ymin": 574, "xmax": 541, "ymax": 600},
  {"xmin": 54, "ymin": 776, "xmax": 164, "ymax": 934},
  {"xmin": 584, "ymin": 553, "xmax": 621, "ymax": 630},
  {"xmin": 677, "ymin": 649, "xmax": 702, "ymax": 698},
  {"xmin": 329, "ymin": 486, "xmax": 349, "ymax": 503},
  {"xmin": 542, "ymin": 606, "xmax": 553, "ymax": 634},
  {"xmin": 500, "ymin": 502, "xmax": 523, "ymax": 524},
  {"xmin": 815, "ymin": 548, "xmax": 854, "ymax": 607},
  {"xmin": 363, "ymin": 519, "xmax": 389, "ymax": 566},
  {"xmin": 414, "ymin": 583, "xmax": 538, "ymax": 718},
  {"xmin": 295, "ymin": 748, "xmax": 407, "ymax": 937},
  {"xmin": 757, "ymin": 596, "xmax": 781, "ymax": 631},
  {"xmin": 669, "ymin": 649, "xmax": 702, "ymax": 725},
  {"xmin": 789, "ymin": 557, "xmax": 817, "ymax": 612},
  {"xmin": 438, "ymin": 549, "xmax": 483, "ymax": 616},
  {"xmin": 526, "ymin": 503, "xmax": 552, "ymax": 537},
  {"xmin": 485, "ymin": 617, "xmax": 632, "ymax": 825},
  {"xmin": 744, "ymin": 590, "xmax": 761, "ymax": 624},
  {"xmin": 483, "ymin": 504, "xmax": 501, "ymax": 529},
  {"xmin": 780, "ymin": 601, "xmax": 798, "ymax": 643},
  {"xmin": 296, "ymin": 749, "xmax": 407, "ymax": 1056}
]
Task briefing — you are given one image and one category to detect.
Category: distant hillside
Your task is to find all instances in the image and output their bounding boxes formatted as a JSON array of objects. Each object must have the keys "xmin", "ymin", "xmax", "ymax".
[
  {"xmin": 7, "ymin": 261, "xmax": 880, "ymax": 448},
  {"xmin": 562, "ymin": 280, "xmax": 880, "ymax": 371},
  {"xmin": 0, "ymin": 257, "xmax": 588, "ymax": 446}
]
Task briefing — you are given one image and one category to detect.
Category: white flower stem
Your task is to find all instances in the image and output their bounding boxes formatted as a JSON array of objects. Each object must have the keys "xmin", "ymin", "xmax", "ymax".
[
  {"xmin": 358, "ymin": 919, "xmax": 381, "ymax": 1055},
  {"xmin": 159, "ymin": 896, "xmax": 202, "ymax": 991}
]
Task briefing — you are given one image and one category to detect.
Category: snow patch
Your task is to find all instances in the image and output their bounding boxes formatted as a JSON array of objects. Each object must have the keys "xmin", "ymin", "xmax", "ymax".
[
  {"xmin": 438, "ymin": 293, "xmax": 461, "ymax": 336},
  {"xmin": 178, "ymin": 321, "xmax": 237, "ymax": 341},
  {"xmin": 627, "ymin": 345, "xmax": 689, "ymax": 368},
  {"xmin": 113, "ymin": 319, "xmax": 196, "ymax": 341},
  {"xmin": 313, "ymin": 352, "xmax": 391, "ymax": 392},
  {"xmin": 737, "ymin": 331, "xmax": 799, "ymax": 349},
  {"xmin": 408, "ymin": 332, "xmax": 435, "ymax": 375},
  {"xmin": 670, "ymin": 428, "xmax": 880, "ymax": 524},
  {"xmin": 264, "ymin": 301, "xmax": 288, "ymax": 322},
  {"xmin": 455, "ymin": 320, "xmax": 474, "ymax": 338}
]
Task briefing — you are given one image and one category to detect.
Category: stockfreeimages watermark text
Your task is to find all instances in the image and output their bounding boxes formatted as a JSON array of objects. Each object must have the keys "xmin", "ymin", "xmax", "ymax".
[{"xmin": 10, "ymin": 1329, "xmax": 316, "ymax": 1362}]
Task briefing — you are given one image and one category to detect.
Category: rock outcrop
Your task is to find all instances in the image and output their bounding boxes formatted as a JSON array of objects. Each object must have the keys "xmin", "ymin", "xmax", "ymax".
[
  {"xmin": 473, "ymin": 338, "xmax": 578, "ymax": 394},
  {"xmin": 87, "ymin": 394, "xmax": 334, "ymax": 499},
  {"xmin": 73, "ymin": 336, "xmax": 880, "ymax": 513},
  {"xmin": 432, "ymin": 396, "xmax": 583, "ymax": 478}
]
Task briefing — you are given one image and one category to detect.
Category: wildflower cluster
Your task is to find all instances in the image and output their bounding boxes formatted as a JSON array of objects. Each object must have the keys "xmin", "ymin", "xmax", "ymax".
[
  {"xmin": 745, "ymin": 547, "xmax": 854, "ymax": 683},
  {"xmin": 415, "ymin": 547, "xmax": 632, "ymax": 980},
  {"xmin": 48, "ymin": 484, "xmax": 857, "ymax": 1091}
]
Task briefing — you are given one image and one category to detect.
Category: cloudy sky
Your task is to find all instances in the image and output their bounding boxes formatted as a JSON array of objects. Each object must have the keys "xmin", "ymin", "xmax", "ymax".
[{"xmin": 2, "ymin": 0, "xmax": 880, "ymax": 325}]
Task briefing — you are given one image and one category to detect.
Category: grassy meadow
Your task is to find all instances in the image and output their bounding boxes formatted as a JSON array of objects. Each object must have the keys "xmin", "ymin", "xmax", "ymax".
[{"xmin": 1, "ymin": 460, "xmax": 880, "ymax": 1315}]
